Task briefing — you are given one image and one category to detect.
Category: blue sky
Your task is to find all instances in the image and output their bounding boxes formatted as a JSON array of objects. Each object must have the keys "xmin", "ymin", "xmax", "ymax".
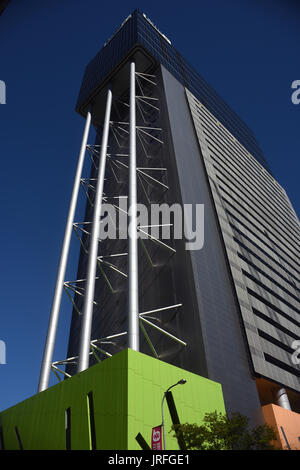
[{"xmin": 0, "ymin": 0, "xmax": 299, "ymax": 411}]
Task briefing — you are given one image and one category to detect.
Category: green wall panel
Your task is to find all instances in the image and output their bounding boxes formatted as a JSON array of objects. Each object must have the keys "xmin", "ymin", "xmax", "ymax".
[
  {"xmin": 126, "ymin": 349, "xmax": 225, "ymax": 449},
  {"xmin": 0, "ymin": 349, "xmax": 225, "ymax": 450}
]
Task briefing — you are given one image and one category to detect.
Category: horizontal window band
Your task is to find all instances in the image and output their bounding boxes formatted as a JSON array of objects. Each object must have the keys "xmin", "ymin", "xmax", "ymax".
[
  {"xmin": 243, "ymin": 270, "xmax": 300, "ymax": 316},
  {"xmin": 252, "ymin": 307, "xmax": 300, "ymax": 341},
  {"xmin": 202, "ymin": 130, "xmax": 287, "ymax": 204},
  {"xmin": 226, "ymin": 208, "xmax": 300, "ymax": 284},
  {"xmin": 264, "ymin": 353, "xmax": 300, "ymax": 378},
  {"xmin": 212, "ymin": 156, "xmax": 300, "ymax": 239},
  {"xmin": 257, "ymin": 328, "xmax": 294, "ymax": 354},
  {"xmin": 238, "ymin": 252, "xmax": 299, "ymax": 297},
  {"xmin": 233, "ymin": 235, "xmax": 298, "ymax": 284},
  {"xmin": 218, "ymin": 179, "xmax": 300, "ymax": 253},
  {"xmin": 247, "ymin": 288, "xmax": 300, "ymax": 328},
  {"xmin": 231, "ymin": 220, "xmax": 300, "ymax": 276}
]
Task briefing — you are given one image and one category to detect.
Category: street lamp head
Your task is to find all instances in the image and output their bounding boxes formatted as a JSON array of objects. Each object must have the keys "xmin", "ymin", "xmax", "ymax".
[
  {"xmin": 177, "ymin": 379, "xmax": 187, "ymax": 385},
  {"xmin": 164, "ymin": 379, "xmax": 187, "ymax": 394}
]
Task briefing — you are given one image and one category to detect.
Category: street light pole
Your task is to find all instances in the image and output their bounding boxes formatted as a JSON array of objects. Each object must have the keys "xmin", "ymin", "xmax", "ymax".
[{"xmin": 161, "ymin": 379, "xmax": 186, "ymax": 450}]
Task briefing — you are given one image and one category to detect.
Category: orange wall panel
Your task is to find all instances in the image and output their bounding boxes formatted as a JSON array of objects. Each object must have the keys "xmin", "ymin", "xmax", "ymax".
[{"xmin": 262, "ymin": 404, "xmax": 300, "ymax": 450}]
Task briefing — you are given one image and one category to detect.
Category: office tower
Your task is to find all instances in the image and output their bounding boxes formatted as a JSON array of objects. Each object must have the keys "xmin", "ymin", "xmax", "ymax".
[{"xmin": 38, "ymin": 9, "xmax": 299, "ymax": 439}]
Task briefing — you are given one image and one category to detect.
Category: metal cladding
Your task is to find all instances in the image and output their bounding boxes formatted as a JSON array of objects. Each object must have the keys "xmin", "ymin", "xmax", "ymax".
[{"xmin": 185, "ymin": 86, "xmax": 300, "ymax": 397}]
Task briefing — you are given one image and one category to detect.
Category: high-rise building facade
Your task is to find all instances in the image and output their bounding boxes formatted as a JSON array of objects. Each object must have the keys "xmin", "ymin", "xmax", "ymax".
[{"xmin": 39, "ymin": 9, "xmax": 300, "ymax": 434}]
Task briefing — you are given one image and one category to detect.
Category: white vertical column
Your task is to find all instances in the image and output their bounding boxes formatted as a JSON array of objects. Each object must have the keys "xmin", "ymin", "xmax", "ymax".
[
  {"xmin": 38, "ymin": 111, "xmax": 92, "ymax": 392},
  {"xmin": 276, "ymin": 388, "xmax": 292, "ymax": 410},
  {"xmin": 77, "ymin": 87, "xmax": 112, "ymax": 373},
  {"xmin": 128, "ymin": 61, "xmax": 139, "ymax": 351}
]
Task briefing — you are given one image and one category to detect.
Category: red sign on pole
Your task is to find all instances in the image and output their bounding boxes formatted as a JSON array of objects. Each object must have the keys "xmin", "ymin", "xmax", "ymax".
[{"xmin": 151, "ymin": 425, "xmax": 163, "ymax": 450}]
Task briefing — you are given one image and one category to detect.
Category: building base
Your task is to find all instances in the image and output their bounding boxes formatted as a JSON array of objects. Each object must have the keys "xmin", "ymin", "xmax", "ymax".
[{"xmin": 0, "ymin": 349, "xmax": 225, "ymax": 450}]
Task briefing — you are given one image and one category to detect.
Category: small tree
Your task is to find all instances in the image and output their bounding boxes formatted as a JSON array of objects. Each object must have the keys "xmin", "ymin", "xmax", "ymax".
[{"xmin": 172, "ymin": 411, "xmax": 277, "ymax": 450}]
